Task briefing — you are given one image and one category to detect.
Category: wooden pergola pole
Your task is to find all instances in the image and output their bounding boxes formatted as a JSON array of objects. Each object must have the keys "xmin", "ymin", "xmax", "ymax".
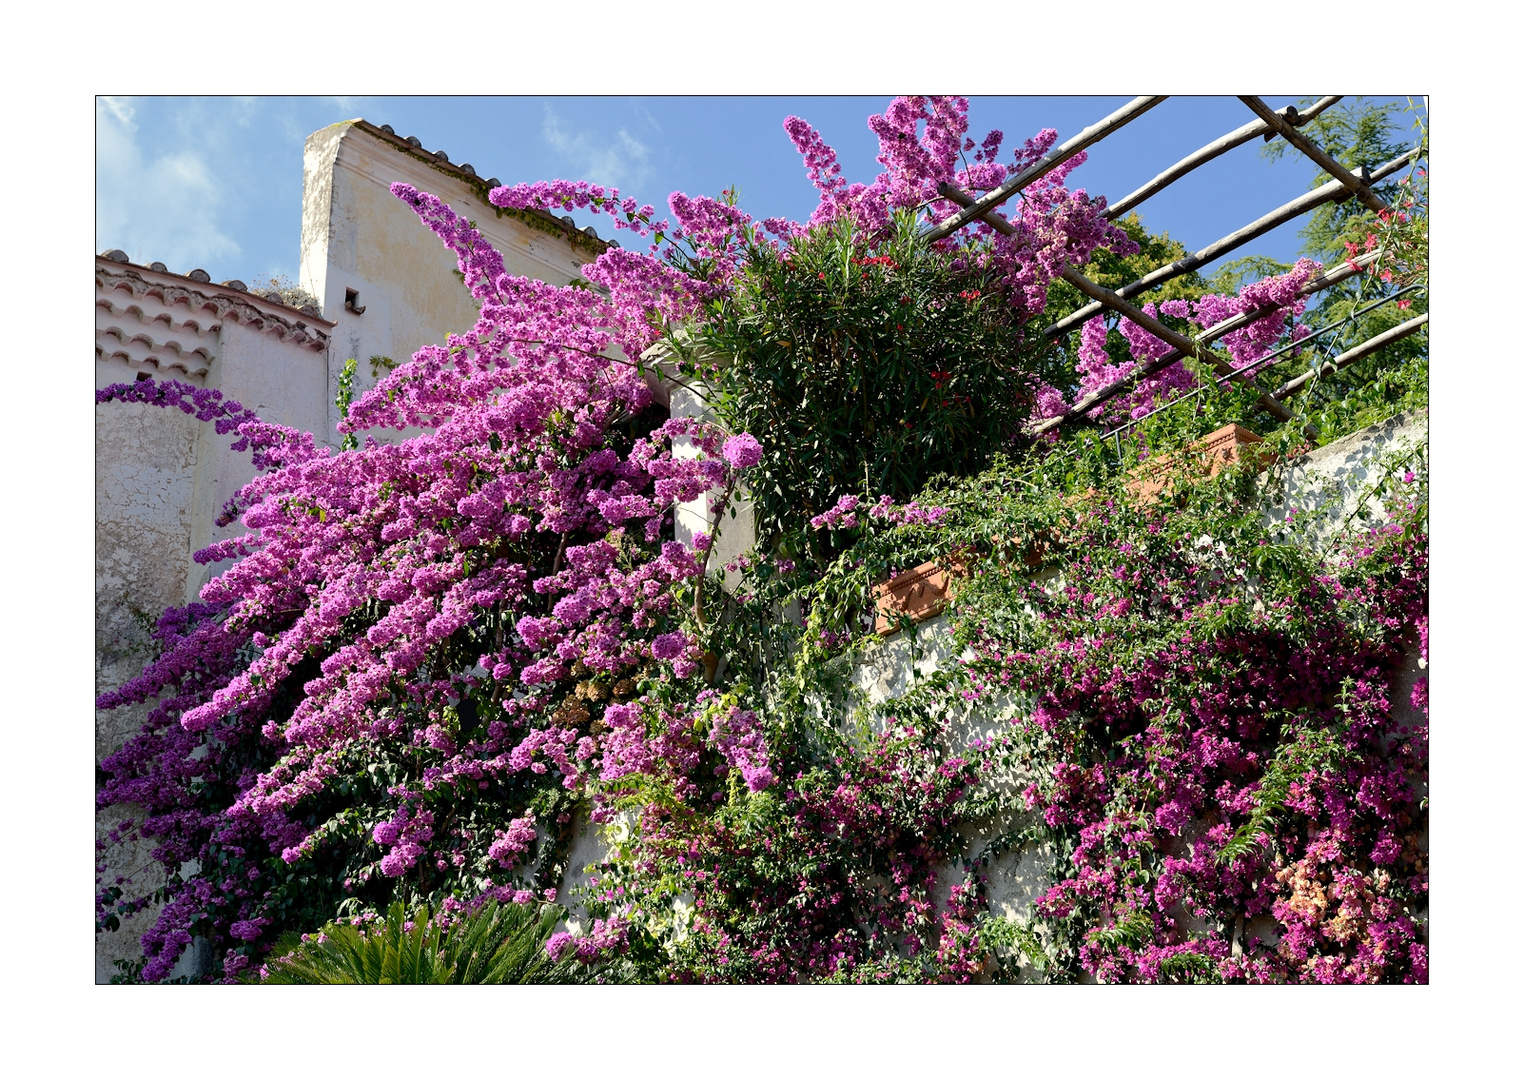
[
  {"xmin": 1272, "ymin": 314, "xmax": 1428, "ymax": 399},
  {"xmin": 1239, "ymin": 95, "xmax": 1389, "ymax": 214},
  {"xmin": 923, "ymin": 96, "xmax": 1167, "ymax": 242},
  {"xmin": 1043, "ymin": 146, "xmax": 1421, "ymax": 340},
  {"xmin": 1106, "ymin": 96, "xmax": 1342, "ymax": 220},
  {"xmin": 1026, "ymin": 250, "xmax": 1388, "ymax": 436}
]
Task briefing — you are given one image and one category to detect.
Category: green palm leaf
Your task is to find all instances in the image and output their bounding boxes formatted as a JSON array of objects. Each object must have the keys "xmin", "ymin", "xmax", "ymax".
[{"xmin": 251, "ymin": 900, "xmax": 622, "ymax": 985}]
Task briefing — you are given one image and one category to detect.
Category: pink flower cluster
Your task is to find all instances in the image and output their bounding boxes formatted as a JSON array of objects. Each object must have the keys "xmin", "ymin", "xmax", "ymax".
[
  {"xmin": 544, "ymin": 914, "xmax": 630, "ymax": 964},
  {"xmin": 810, "ymin": 494, "xmax": 862, "ymax": 531},
  {"xmin": 370, "ymin": 796, "xmax": 435, "ymax": 877},
  {"xmin": 1069, "ymin": 260, "xmax": 1322, "ymax": 422},
  {"xmin": 810, "ymin": 493, "xmax": 950, "ymax": 531},
  {"xmin": 487, "ymin": 814, "xmax": 538, "ymax": 870},
  {"xmin": 781, "ymin": 99, "xmax": 1139, "ymax": 322}
]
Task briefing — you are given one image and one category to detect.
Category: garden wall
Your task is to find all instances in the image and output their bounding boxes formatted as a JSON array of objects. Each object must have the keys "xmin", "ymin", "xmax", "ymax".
[
  {"xmin": 558, "ymin": 410, "xmax": 1429, "ymax": 962},
  {"xmin": 848, "ymin": 409, "xmax": 1429, "ymax": 969}
]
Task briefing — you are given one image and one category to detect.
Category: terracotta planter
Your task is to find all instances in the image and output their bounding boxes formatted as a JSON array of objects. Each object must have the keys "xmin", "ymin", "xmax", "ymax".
[
  {"xmin": 1126, "ymin": 423, "xmax": 1270, "ymax": 504},
  {"xmin": 873, "ymin": 554, "xmax": 971, "ymax": 635}
]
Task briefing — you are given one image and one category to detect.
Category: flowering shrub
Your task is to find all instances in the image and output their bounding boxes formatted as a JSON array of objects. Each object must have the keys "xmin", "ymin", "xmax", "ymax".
[
  {"xmin": 655, "ymin": 394, "xmax": 1427, "ymax": 984},
  {"xmin": 926, "ymin": 442, "xmax": 1427, "ymax": 982},
  {"xmin": 95, "ymin": 188, "xmax": 759, "ymax": 980},
  {"xmin": 694, "ymin": 212, "xmax": 1079, "ymax": 564},
  {"xmin": 500, "ymin": 97, "xmax": 1138, "ymax": 570}
]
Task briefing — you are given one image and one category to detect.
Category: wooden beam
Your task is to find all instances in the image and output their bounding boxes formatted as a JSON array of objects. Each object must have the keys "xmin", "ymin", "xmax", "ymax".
[
  {"xmin": 1043, "ymin": 145, "xmax": 1421, "ymax": 340},
  {"xmin": 1055, "ymin": 265, "xmax": 1295, "ymax": 422},
  {"xmin": 1028, "ymin": 250, "xmax": 1388, "ymax": 436},
  {"xmin": 1271, "ymin": 313, "xmax": 1428, "ymax": 399},
  {"xmin": 923, "ymin": 96, "xmax": 1167, "ymax": 242},
  {"xmin": 935, "ymin": 181, "xmax": 1016, "ymax": 235},
  {"xmin": 1239, "ymin": 95, "xmax": 1389, "ymax": 214},
  {"xmin": 1106, "ymin": 96, "xmax": 1341, "ymax": 220}
]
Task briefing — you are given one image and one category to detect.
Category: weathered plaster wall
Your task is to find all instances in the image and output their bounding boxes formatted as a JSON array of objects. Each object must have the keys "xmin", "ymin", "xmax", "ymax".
[
  {"xmin": 95, "ymin": 258, "xmax": 333, "ymax": 981},
  {"xmin": 1260, "ymin": 408, "xmax": 1428, "ymax": 549},
  {"xmin": 183, "ymin": 318, "xmax": 331, "ymax": 597},
  {"xmin": 94, "ymin": 398, "xmax": 201, "ymax": 983}
]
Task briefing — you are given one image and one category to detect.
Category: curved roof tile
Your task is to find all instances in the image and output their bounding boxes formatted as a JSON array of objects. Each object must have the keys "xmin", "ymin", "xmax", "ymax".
[{"xmin": 96, "ymin": 259, "xmax": 333, "ymax": 350}]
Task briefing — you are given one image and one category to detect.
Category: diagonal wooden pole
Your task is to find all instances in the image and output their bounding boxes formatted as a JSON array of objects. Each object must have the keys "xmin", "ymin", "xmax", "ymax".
[
  {"xmin": 1272, "ymin": 313, "xmax": 1428, "ymax": 399},
  {"xmin": 1106, "ymin": 96, "xmax": 1342, "ymax": 220},
  {"xmin": 923, "ymin": 96, "xmax": 1167, "ymax": 242},
  {"xmin": 1053, "ymin": 265, "xmax": 1296, "ymax": 423},
  {"xmin": 1238, "ymin": 95, "xmax": 1389, "ymax": 214},
  {"xmin": 1043, "ymin": 145, "xmax": 1420, "ymax": 340}
]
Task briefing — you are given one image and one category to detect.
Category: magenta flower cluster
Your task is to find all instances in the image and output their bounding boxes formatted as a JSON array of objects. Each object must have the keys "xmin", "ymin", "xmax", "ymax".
[
  {"xmin": 96, "ymin": 183, "xmax": 767, "ymax": 979},
  {"xmin": 1064, "ymin": 260, "xmax": 1321, "ymax": 422},
  {"xmin": 809, "ymin": 493, "xmax": 949, "ymax": 532},
  {"xmin": 956, "ymin": 489, "xmax": 1428, "ymax": 983}
]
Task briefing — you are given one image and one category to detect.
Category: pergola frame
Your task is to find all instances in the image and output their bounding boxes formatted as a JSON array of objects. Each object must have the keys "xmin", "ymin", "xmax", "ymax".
[{"xmin": 920, "ymin": 95, "xmax": 1427, "ymax": 442}]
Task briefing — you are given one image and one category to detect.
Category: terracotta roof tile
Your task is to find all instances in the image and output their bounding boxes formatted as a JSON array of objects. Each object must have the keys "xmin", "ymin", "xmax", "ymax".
[{"xmin": 96, "ymin": 255, "xmax": 336, "ymax": 344}]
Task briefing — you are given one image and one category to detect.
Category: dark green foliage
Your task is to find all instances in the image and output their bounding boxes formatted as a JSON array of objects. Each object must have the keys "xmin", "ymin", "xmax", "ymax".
[{"xmin": 690, "ymin": 212, "xmax": 1059, "ymax": 562}]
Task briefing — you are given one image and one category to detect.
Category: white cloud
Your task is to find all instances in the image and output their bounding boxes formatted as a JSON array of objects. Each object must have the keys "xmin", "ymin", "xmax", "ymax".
[
  {"xmin": 99, "ymin": 96, "xmax": 136, "ymax": 129},
  {"xmin": 96, "ymin": 97, "xmax": 241, "ymax": 272},
  {"xmin": 632, "ymin": 100, "xmax": 662, "ymax": 134},
  {"xmin": 542, "ymin": 105, "xmax": 653, "ymax": 190}
]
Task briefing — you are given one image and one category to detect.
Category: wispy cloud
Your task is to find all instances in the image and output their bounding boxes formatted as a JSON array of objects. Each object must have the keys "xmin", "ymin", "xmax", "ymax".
[
  {"xmin": 542, "ymin": 106, "xmax": 653, "ymax": 189},
  {"xmin": 99, "ymin": 96, "xmax": 136, "ymax": 129},
  {"xmin": 96, "ymin": 97, "xmax": 241, "ymax": 273}
]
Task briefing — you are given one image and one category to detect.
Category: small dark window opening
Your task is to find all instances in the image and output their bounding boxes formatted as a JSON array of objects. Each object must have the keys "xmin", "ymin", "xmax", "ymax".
[
  {"xmin": 135, "ymin": 371, "xmax": 153, "ymax": 381},
  {"xmin": 345, "ymin": 288, "xmax": 366, "ymax": 315}
]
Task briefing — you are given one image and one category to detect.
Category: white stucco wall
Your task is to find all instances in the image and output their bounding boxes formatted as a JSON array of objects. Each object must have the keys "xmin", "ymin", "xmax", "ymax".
[
  {"xmin": 1260, "ymin": 409, "xmax": 1428, "ymax": 550},
  {"xmin": 639, "ymin": 342, "xmax": 758, "ymax": 595},
  {"xmin": 181, "ymin": 317, "xmax": 332, "ymax": 598}
]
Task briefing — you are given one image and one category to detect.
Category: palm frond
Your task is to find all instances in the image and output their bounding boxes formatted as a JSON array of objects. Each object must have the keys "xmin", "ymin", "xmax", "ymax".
[{"xmin": 251, "ymin": 899, "xmax": 624, "ymax": 984}]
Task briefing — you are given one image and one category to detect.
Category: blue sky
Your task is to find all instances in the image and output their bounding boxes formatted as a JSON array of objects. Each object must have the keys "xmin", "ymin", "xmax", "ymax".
[{"xmin": 97, "ymin": 95, "xmax": 1423, "ymax": 288}]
